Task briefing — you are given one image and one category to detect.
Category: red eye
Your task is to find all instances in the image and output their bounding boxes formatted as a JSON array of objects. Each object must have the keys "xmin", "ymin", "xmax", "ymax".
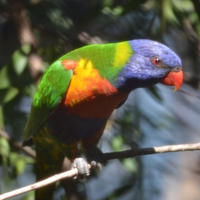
[{"xmin": 151, "ymin": 57, "xmax": 162, "ymax": 66}]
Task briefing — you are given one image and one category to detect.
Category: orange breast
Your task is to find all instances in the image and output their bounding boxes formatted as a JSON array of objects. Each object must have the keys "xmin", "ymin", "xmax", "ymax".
[{"xmin": 64, "ymin": 59, "xmax": 129, "ymax": 119}]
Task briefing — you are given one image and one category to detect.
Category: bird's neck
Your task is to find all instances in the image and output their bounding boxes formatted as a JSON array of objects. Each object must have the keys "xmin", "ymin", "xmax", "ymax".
[{"xmin": 116, "ymin": 76, "xmax": 162, "ymax": 93}]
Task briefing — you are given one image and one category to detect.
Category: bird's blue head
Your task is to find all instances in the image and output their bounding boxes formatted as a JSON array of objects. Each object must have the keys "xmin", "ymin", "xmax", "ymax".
[{"xmin": 117, "ymin": 39, "xmax": 183, "ymax": 92}]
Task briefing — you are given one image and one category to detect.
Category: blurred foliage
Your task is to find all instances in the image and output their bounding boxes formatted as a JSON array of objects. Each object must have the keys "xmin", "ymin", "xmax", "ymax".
[
  {"xmin": 0, "ymin": 0, "xmax": 200, "ymax": 199},
  {"xmin": 0, "ymin": 136, "xmax": 34, "ymax": 176}
]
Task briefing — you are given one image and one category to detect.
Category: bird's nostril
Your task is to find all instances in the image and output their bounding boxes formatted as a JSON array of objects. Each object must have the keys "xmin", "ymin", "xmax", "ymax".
[{"xmin": 174, "ymin": 66, "xmax": 182, "ymax": 72}]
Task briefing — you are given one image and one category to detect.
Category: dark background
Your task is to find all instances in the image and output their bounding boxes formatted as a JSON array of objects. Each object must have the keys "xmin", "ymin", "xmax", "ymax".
[{"xmin": 1, "ymin": 0, "xmax": 200, "ymax": 199}]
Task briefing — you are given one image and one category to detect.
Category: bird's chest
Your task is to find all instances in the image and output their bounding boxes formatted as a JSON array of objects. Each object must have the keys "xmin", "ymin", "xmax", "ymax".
[
  {"xmin": 47, "ymin": 62, "xmax": 129, "ymax": 143},
  {"xmin": 64, "ymin": 67, "xmax": 129, "ymax": 119},
  {"xmin": 48, "ymin": 86, "xmax": 128, "ymax": 144},
  {"xmin": 48, "ymin": 107, "xmax": 107, "ymax": 144}
]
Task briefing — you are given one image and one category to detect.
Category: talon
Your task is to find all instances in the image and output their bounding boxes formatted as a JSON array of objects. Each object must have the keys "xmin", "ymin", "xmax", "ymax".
[
  {"xmin": 96, "ymin": 163, "xmax": 102, "ymax": 170},
  {"xmin": 91, "ymin": 161, "xmax": 97, "ymax": 167},
  {"xmin": 86, "ymin": 146, "xmax": 106, "ymax": 166},
  {"xmin": 90, "ymin": 161, "xmax": 102, "ymax": 171}
]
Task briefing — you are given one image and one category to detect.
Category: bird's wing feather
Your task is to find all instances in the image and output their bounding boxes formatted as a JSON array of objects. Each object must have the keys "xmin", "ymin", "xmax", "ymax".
[{"xmin": 23, "ymin": 60, "xmax": 75, "ymax": 141}]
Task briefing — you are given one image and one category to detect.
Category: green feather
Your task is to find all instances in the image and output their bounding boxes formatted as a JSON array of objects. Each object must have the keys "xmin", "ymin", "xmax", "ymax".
[
  {"xmin": 24, "ymin": 61, "xmax": 73, "ymax": 141},
  {"xmin": 60, "ymin": 41, "xmax": 133, "ymax": 83},
  {"xmin": 24, "ymin": 42, "xmax": 132, "ymax": 141}
]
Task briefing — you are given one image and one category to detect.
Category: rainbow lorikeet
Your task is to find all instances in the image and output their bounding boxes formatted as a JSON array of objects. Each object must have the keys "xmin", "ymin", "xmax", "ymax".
[{"xmin": 23, "ymin": 39, "xmax": 183, "ymax": 199}]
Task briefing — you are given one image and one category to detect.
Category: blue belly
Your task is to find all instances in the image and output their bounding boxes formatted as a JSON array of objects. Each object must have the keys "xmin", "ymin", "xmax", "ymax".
[{"xmin": 47, "ymin": 106, "xmax": 107, "ymax": 144}]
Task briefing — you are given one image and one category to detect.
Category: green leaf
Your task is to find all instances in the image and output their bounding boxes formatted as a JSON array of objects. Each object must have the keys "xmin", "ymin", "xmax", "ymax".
[
  {"xmin": 23, "ymin": 83, "xmax": 36, "ymax": 98},
  {"xmin": 112, "ymin": 6, "xmax": 123, "ymax": 16},
  {"xmin": 9, "ymin": 153, "xmax": 35, "ymax": 175},
  {"xmin": 0, "ymin": 87, "xmax": 19, "ymax": 104},
  {"xmin": 24, "ymin": 156, "xmax": 35, "ymax": 164},
  {"xmin": 122, "ymin": 159, "xmax": 138, "ymax": 174},
  {"xmin": 162, "ymin": 0, "xmax": 179, "ymax": 24},
  {"xmin": 21, "ymin": 191, "xmax": 34, "ymax": 200},
  {"xmin": 173, "ymin": 0, "xmax": 194, "ymax": 12},
  {"xmin": 9, "ymin": 152, "xmax": 19, "ymax": 164},
  {"xmin": 0, "ymin": 136, "xmax": 10, "ymax": 158},
  {"xmin": 12, "ymin": 44, "xmax": 31, "ymax": 75},
  {"xmin": 15, "ymin": 157, "xmax": 27, "ymax": 175},
  {"xmin": 146, "ymin": 86, "xmax": 162, "ymax": 102},
  {"xmin": 21, "ymin": 44, "xmax": 31, "ymax": 54},
  {"xmin": 112, "ymin": 136, "xmax": 124, "ymax": 151},
  {"xmin": 0, "ymin": 66, "xmax": 11, "ymax": 89},
  {"xmin": 102, "ymin": 0, "xmax": 114, "ymax": 7}
]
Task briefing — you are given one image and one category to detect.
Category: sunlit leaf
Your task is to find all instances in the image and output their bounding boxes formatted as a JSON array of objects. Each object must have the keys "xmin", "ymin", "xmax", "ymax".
[
  {"xmin": 9, "ymin": 152, "xmax": 18, "ymax": 164},
  {"xmin": 0, "ymin": 66, "xmax": 11, "ymax": 89},
  {"xmin": 15, "ymin": 157, "xmax": 27, "ymax": 175},
  {"xmin": 0, "ymin": 87, "xmax": 19, "ymax": 104},
  {"xmin": 21, "ymin": 191, "xmax": 34, "ymax": 200},
  {"xmin": 102, "ymin": 0, "xmax": 114, "ymax": 7},
  {"xmin": 10, "ymin": 153, "xmax": 34, "ymax": 175},
  {"xmin": 102, "ymin": 7, "xmax": 112, "ymax": 15},
  {"xmin": 9, "ymin": 152, "xmax": 24, "ymax": 175},
  {"xmin": 12, "ymin": 44, "xmax": 31, "ymax": 75},
  {"xmin": 122, "ymin": 158, "xmax": 138, "ymax": 174},
  {"xmin": 0, "ymin": 136, "xmax": 10, "ymax": 158},
  {"xmin": 23, "ymin": 83, "xmax": 36, "ymax": 98},
  {"xmin": 24, "ymin": 156, "xmax": 35, "ymax": 164},
  {"xmin": 112, "ymin": 136, "xmax": 124, "ymax": 151},
  {"xmin": 112, "ymin": 6, "xmax": 123, "ymax": 16},
  {"xmin": 162, "ymin": 0, "xmax": 179, "ymax": 24},
  {"xmin": 173, "ymin": 0, "xmax": 194, "ymax": 12}
]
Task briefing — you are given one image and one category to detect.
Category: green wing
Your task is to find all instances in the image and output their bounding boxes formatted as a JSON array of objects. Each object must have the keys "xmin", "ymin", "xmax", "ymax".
[{"xmin": 23, "ymin": 60, "xmax": 73, "ymax": 142}]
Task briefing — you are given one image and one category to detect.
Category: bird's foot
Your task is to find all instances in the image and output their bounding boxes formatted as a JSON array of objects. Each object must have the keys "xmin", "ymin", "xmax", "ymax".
[
  {"xmin": 72, "ymin": 157, "xmax": 90, "ymax": 179},
  {"xmin": 72, "ymin": 146, "xmax": 105, "ymax": 179}
]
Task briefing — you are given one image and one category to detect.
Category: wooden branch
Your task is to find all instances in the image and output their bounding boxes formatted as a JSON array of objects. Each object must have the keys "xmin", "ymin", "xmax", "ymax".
[
  {"xmin": 0, "ymin": 168, "xmax": 80, "ymax": 200},
  {"xmin": 102, "ymin": 143, "xmax": 200, "ymax": 160},
  {"xmin": 0, "ymin": 143, "xmax": 200, "ymax": 199}
]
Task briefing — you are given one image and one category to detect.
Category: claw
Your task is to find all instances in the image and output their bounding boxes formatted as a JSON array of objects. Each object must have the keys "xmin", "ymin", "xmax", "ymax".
[
  {"xmin": 86, "ymin": 146, "xmax": 106, "ymax": 166},
  {"xmin": 91, "ymin": 161, "xmax": 102, "ymax": 170},
  {"xmin": 96, "ymin": 162, "xmax": 102, "ymax": 170},
  {"xmin": 91, "ymin": 161, "xmax": 97, "ymax": 167}
]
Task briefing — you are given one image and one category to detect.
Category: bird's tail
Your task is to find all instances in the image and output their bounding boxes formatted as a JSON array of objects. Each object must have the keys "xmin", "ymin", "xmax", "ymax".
[{"xmin": 33, "ymin": 137, "xmax": 65, "ymax": 200}]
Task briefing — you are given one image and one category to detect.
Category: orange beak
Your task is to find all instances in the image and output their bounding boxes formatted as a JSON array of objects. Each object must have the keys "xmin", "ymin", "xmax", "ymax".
[{"xmin": 161, "ymin": 70, "xmax": 184, "ymax": 91}]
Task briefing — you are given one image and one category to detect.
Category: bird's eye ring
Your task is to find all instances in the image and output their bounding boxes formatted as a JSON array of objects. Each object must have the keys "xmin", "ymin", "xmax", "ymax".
[{"xmin": 151, "ymin": 57, "xmax": 162, "ymax": 67}]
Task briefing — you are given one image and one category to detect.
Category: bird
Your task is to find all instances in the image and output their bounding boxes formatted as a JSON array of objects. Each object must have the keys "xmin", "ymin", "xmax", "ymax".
[{"xmin": 23, "ymin": 39, "xmax": 183, "ymax": 199}]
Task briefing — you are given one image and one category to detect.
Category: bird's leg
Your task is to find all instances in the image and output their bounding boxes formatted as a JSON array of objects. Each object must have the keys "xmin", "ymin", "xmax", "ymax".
[
  {"xmin": 81, "ymin": 124, "xmax": 107, "ymax": 170},
  {"xmin": 72, "ymin": 124, "xmax": 106, "ymax": 177},
  {"xmin": 58, "ymin": 142, "xmax": 89, "ymax": 178},
  {"xmin": 85, "ymin": 145, "xmax": 105, "ymax": 170},
  {"xmin": 68, "ymin": 143, "xmax": 90, "ymax": 179}
]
